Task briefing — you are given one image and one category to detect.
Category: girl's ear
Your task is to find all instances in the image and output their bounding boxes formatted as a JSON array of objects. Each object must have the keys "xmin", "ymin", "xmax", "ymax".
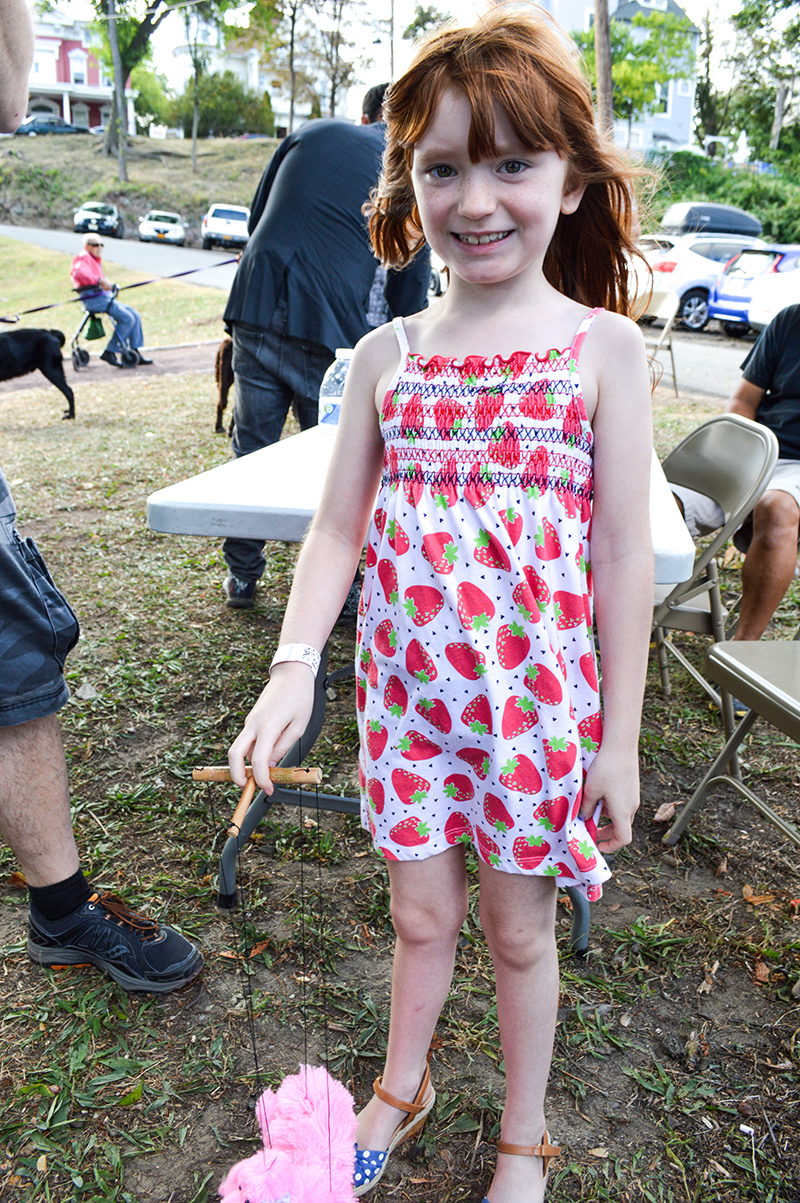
[{"xmin": 560, "ymin": 180, "xmax": 586, "ymax": 215}]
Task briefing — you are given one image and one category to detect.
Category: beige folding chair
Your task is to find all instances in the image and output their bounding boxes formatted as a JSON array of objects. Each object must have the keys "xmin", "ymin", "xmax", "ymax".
[
  {"xmin": 663, "ymin": 636, "xmax": 800, "ymax": 849},
  {"xmin": 640, "ymin": 289, "xmax": 680, "ymax": 396},
  {"xmin": 653, "ymin": 414, "xmax": 779, "ymax": 746}
]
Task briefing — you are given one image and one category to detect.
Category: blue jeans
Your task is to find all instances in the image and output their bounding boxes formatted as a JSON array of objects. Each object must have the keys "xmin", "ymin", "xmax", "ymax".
[
  {"xmin": 223, "ymin": 314, "xmax": 334, "ymax": 583},
  {"xmin": 82, "ymin": 292, "xmax": 144, "ymax": 354}
]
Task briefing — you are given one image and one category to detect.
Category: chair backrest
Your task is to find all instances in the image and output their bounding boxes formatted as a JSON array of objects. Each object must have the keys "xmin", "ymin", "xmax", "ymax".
[{"xmin": 662, "ymin": 413, "xmax": 779, "ymax": 578}]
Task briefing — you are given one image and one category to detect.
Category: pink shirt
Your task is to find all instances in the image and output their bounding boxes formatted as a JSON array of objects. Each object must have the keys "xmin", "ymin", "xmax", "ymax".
[{"xmin": 70, "ymin": 249, "xmax": 104, "ymax": 290}]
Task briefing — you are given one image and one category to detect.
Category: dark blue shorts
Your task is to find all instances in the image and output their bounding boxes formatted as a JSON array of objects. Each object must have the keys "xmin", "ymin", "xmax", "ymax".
[{"xmin": 0, "ymin": 470, "xmax": 80, "ymax": 727}]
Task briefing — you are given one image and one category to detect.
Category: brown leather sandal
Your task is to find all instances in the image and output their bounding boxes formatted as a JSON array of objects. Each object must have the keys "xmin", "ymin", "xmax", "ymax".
[
  {"xmin": 353, "ymin": 1063, "xmax": 436, "ymax": 1196},
  {"xmin": 481, "ymin": 1132, "xmax": 561, "ymax": 1202}
]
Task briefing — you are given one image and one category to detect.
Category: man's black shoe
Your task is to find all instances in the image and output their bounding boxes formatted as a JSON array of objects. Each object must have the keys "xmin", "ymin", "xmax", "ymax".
[
  {"xmin": 27, "ymin": 891, "xmax": 203, "ymax": 994},
  {"xmin": 100, "ymin": 349, "xmax": 122, "ymax": 368},
  {"xmin": 136, "ymin": 350, "xmax": 153, "ymax": 365}
]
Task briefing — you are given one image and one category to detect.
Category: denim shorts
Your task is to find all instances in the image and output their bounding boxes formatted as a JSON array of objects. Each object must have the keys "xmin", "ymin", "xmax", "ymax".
[{"xmin": 0, "ymin": 472, "xmax": 80, "ymax": 727}]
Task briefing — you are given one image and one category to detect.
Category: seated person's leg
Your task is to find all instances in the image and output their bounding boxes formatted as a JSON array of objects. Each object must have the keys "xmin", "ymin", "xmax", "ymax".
[
  {"xmin": 670, "ymin": 484, "xmax": 725, "ymax": 540},
  {"xmin": 736, "ymin": 468, "xmax": 800, "ymax": 640}
]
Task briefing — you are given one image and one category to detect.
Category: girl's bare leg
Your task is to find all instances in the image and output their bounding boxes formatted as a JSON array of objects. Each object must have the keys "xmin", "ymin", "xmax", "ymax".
[
  {"xmin": 479, "ymin": 868, "xmax": 559, "ymax": 1203},
  {"xmin": 355, "ymin": 845, "xmax": 468, "ymax": 1150}
]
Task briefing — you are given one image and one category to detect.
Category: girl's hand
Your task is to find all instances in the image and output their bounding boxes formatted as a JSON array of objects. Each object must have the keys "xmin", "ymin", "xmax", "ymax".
[
  {"xmin": 228, "ymin": 663, "xmax": 316, "ymax": 794},
  {"xmin": 579, "ymin": 744, "xmax": 640, "ymax": 855}
]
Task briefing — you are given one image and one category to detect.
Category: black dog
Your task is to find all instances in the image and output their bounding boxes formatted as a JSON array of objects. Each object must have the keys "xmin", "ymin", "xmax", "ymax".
[{"xmin": 0, "ymin": 328, "xmax": 75, "ymax": 419}]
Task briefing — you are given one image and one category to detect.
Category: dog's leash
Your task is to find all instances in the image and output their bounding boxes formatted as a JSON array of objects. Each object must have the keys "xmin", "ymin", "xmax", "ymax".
[{"xmin": 0, "ymin": 257, "xmax": 238, "ymax": 325}]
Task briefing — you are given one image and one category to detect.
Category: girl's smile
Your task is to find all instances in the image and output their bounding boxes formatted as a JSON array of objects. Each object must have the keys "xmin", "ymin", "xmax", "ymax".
[{"xmin": 411, "ymin": 88, "xmax": 584, "ymax": 287}]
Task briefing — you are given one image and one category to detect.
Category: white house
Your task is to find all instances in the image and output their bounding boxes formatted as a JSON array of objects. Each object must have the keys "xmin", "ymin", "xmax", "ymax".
[{"xmin": 26, "ymin": 7, "xmax": 135, "ymax": 132}]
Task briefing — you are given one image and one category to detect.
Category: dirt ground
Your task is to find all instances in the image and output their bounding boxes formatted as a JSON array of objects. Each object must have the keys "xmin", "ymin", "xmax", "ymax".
[{"xmin": 0, "ymin": 359, "xmax": 798, "ymax": 1203}]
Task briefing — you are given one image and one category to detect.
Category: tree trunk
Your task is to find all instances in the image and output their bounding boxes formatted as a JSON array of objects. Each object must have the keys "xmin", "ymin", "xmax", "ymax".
[
  {"xmin": 191, "ymin": 66, "xmax": 200, "ymax": 171},
  {"xmin": 594, "ymin": 0, "xmax": 614, "ymax": 139},
  {"xmin": 106, "ymin": 0, "xmax": 128, "ymax": 182},
  {"xmin": 288, "ymin": 1, "xmax": 298, "ymax": 134},
  {"xmin": 769, "ymin": 79, "xmax": 790, "ymax": 150}
]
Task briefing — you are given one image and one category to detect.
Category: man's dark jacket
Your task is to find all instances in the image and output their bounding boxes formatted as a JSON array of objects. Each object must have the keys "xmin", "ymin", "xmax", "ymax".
[{"xmin": 224, "ymin": 118, "xmax": 430, "ymax": 352}]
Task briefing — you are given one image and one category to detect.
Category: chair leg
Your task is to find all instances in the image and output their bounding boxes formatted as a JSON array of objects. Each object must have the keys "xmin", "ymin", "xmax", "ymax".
[
  {"xmin": 663, "ymin": 708, "xmax": 757, "ymax": 845},
  {"xmin": 654, "ymin": 625, "xmax": 672, "ymax": 697}
]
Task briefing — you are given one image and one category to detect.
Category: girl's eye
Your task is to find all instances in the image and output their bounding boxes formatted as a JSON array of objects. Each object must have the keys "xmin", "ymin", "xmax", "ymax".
[
  {"xmin": 428, "ymin": 165, "xmax": 456, "ymax": 179},
  {"xmin": 500, "ymin": 160, "xmax": 527, "ymax": 175}
]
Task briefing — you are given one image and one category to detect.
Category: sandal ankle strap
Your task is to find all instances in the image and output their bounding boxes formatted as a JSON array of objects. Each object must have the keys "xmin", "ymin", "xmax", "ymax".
[
  {"xmin": 496, "ymin": 1138, "xmax": 561, "ymax": 1160},
  {"xmin": 373, "ymin": 1063, "xmax": 431, "ymax": 1116}
]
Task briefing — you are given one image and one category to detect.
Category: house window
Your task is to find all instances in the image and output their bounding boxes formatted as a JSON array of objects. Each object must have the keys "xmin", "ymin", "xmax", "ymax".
[
  {"xmin": 639, "ymin": 0, "xmax": 669, "ymax": 9},
  {"xmin": 69, "ymin": 50, "xmax": 88, "ymax": 86},
  {"xmin": 678, "ymin": 80, "xmax": 692, "ymax": 97},
  {"xmin": 73, "ymin": 71, "xmax": 85, "ymax": 85},
  {"xmin": 654, "ymin": 81, "xmax": 671, "ymax": 116}
]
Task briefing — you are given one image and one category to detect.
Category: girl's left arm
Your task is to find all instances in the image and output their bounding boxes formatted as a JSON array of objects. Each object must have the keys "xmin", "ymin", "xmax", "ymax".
[{"xmin": 580, "ymin": 312, "xmax": 653, "ymax": 854}]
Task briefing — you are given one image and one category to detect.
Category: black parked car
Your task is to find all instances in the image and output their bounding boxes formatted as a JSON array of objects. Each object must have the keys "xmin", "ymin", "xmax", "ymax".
[
  {"xmin": 15, "ymin": 114, "xmax": 91, "ymax": 136},
  {"xmin": 73, "ymin": 201, "xmax": 125, "ymax": 239}
]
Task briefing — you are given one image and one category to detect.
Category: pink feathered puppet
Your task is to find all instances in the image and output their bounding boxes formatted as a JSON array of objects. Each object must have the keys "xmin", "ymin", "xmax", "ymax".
[{"xmin": 218, "ymin": 1064, "xmax": 357, "ymax": 1203}]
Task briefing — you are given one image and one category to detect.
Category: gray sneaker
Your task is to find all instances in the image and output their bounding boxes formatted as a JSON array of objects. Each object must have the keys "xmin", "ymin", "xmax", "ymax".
[
  {"xmin": 28, "ymin": 891, "xmax": 203, "ymax": 994},
  {"xmin": 224, "ymin": 575, "xmax": 256, "ymax": 608}
]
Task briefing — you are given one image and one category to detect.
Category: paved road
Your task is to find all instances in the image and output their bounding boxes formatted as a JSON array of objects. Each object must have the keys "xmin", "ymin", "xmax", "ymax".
[
  {"xmin": 0, "ymin": 222, "xmax": 753, "ymax": 398},
  {"xmin": 0, "ymin": 223, "xmax": 239, "ymax": 292}
]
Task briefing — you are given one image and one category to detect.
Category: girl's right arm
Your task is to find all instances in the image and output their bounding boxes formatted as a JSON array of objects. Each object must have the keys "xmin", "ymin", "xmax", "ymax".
[{"xmin": 227, "ymin": 327, "xmax": 392, "ymax": 791}]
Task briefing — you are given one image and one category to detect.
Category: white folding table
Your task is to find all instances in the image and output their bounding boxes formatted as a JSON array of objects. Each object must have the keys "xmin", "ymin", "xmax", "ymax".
[{"xmin": 147, "ymin": 428, "xmax": 695, "ymax": 586}]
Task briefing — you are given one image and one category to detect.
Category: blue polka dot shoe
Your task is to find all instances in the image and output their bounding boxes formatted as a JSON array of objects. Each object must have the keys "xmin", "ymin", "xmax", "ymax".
[
  {"xmin": 353, "ymin": 1064, "xmax": 435, "ymax": 1196},
  {"xmin": 481, "ymin": 1133, "xmax": 560, "ymax": 1202}
]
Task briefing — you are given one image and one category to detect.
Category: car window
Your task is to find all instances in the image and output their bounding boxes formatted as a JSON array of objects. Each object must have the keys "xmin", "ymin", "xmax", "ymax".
[
  {"xmin": 776, "ymin": 251, "xmax": 800, "ymax": 272},
  {"xmin": 149, "ymin": 213, "xmax": 180, "ymax": 223},
  {"xmin": 725, "ymin": 250, "xmax": 780, "ymax": 278},
  {"xmin": 690, "ymin": 240, "xmax": 743, "ymax": 263},
  {"xmin": 209, "ymin": 207, "xmax": 248, "ymax": 221}
]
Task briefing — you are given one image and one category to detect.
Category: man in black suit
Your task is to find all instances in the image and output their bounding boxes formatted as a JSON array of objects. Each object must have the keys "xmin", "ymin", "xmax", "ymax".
[{"xmin": 221, "ymin": 84, "xmax": 430, "ymax": 608}]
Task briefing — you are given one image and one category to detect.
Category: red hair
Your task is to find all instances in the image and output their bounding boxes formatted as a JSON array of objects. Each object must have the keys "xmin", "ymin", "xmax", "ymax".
[{"xmin": 367, "ymin": 4, "xmax": 647, "ymax": 315}]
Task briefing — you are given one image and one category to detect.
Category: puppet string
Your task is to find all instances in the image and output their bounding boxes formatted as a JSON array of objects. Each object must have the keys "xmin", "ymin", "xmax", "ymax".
[{"xmin": 203, "ymin": 780, "xmax": 270, "ymax": 1150}]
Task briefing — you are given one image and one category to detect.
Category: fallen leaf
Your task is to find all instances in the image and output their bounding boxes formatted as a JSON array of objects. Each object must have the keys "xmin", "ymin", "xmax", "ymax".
[
  {"xmin": 753, "ymin": 960, "xmax": 770, "ymax": 984},
  {"xmin": 698, "ymin": 960, "xmax": 719, "ymax": 994},
  {"xmin": 653, "ymin": 801, "xmax": 677, "ymax": 823},
  {"xmin": 588, "ymin": 1147, "xmax": 609, "ymax": 1158},
  {"xmin": 715, "ymin": 856, "xmax": 728, "ymax": 877},
  {"xmin": 8, "ymin": 871, "xmax": 26, "ymax": 890},
  {"xmin": 36, "ymin": 1155, "xmax": 47, "ymax": 1174},
  {"xmin": 743, "ymin": 884, "xmax": 776, "ymax": 905}
]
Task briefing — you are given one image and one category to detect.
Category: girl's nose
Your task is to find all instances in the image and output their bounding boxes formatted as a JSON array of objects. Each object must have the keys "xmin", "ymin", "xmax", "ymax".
[{"xmin": 457, "ymin": 171, "xmax": 496, "ymax": 219}]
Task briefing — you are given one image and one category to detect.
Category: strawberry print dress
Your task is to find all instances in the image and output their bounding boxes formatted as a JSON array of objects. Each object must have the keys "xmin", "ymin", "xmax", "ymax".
[{"xmin": 355, "ymin": 309, "xmax": 609, "ymax": 901}]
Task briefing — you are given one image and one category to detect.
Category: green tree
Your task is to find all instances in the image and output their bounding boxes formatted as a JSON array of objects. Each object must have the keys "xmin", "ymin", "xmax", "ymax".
[
  {"xmin": 131, "ymin": 65, "xmax": 171, "ymax": 134},
  {"xmin": 402, "ymin": 3, "xmax": 451, "ymax": 39},
  {"xmin": 171, "ymin": 70, "xmax": 275, "ymax": 139},
  {"xmin": 692, "ymin": 10, "xmax": 731, "ymax": 156},
  {"xmin": 728, "ymin": 0, "xmax": 800, "ymax": 155},
  {"xmin": 575, "ymin": 11, "xmax": 695, "ymax": 147}
]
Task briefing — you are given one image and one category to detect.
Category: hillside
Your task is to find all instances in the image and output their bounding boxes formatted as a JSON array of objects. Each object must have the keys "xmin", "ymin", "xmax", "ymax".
[{"xmin": 0, "ymin": 133, "xmax": 279, "ymax": 244}]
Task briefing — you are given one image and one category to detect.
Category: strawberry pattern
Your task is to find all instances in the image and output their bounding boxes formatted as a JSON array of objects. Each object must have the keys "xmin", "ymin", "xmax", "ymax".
[{"xmin": 356, "ymin": 311, "xmax": 610, "ymax": 901}]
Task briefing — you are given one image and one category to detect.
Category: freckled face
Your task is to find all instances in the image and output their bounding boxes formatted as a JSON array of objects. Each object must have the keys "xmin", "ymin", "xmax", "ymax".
[{"xmin": 410, "ymin": 88, "xmax": 584, "ymax": 288}]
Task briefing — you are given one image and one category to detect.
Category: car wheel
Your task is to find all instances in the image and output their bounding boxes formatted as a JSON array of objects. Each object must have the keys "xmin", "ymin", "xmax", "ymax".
[
  {"xmin": 202, "ymin": 237, "xmax": 212, "ymax": 250},
  {"xmin": 680, "ymin": 289, "xmax": 709, "ymax": 331},
  {"xmin": 722, "ymin": 321, "xmax": 749, "ymax": 338}
]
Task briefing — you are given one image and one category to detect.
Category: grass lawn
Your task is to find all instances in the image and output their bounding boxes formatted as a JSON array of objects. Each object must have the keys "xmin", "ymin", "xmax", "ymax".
[{"xmin": 0, "ymin": 364, "xmax": 799, "ymax": 1203}]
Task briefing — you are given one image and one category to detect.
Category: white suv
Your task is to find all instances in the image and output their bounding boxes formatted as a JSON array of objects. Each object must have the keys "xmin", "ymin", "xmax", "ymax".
[
  {"xmin": 201, "ymin": 203, "xmax": 250, "ymax": 250},
  {"xmin": 633, "ymin": 232, "xmax": 766, "ymax": 331}
]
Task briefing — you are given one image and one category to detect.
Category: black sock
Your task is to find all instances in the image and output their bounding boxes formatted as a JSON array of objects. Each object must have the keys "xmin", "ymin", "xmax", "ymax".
[{"xmin": 28, "ymin": 869, "xmax": 92, "ymax": 922}]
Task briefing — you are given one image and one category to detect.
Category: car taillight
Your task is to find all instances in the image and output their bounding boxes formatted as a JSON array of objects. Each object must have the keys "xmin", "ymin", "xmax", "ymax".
[{"xmin": 653, "ymin": 260, "xmax": 677, "ymax": 273}]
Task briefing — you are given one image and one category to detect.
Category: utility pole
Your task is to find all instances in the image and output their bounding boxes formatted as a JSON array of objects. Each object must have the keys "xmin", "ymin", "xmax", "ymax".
[{"xmin": 594, "ymin": 0, "xmax": 614, "ymax": 138}]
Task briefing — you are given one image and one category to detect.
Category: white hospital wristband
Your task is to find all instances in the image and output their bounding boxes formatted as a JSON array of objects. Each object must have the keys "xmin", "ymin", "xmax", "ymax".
[{"xmin": 270, "ymin": 643, "xmax": 321, "ymax": 678}]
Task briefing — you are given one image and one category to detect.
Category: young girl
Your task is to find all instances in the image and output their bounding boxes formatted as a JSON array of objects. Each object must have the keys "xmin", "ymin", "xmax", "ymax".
[{"xmin": 228, "ymin": 8, "xmax": 653, "ymax": 1201}]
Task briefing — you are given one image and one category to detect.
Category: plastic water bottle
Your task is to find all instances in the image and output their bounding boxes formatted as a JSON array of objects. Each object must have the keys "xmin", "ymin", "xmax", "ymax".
[{"xmin": 318, "ymin": 349, "xmax": 353, "ymax": 428}]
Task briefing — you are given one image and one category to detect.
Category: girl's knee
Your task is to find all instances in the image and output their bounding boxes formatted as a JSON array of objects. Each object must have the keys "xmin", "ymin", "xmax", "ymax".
[{"xmin": 391, "ymin": 889, "xmax": 467, "ymax": 947}]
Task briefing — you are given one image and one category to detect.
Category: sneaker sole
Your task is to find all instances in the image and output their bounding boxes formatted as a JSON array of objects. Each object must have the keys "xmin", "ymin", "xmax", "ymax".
[
  {"xmin": 27, "ymin": 937, "xmax": 204, "ymax": 994},
  {"xmin": 224, "ymin": 596, "xmax": 255, "ymax": 608}
]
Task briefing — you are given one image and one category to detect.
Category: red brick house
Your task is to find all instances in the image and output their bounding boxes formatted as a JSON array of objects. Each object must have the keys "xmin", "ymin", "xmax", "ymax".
[{"xmin": 27, "ymin": 8, "xmax": 134, "ymax": 131}]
